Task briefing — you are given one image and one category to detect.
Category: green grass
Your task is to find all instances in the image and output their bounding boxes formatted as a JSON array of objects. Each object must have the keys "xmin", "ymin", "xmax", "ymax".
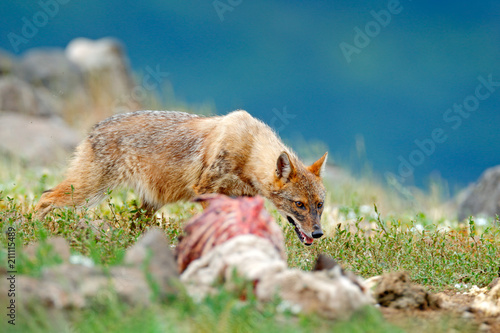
[
  {"xmin": 3, "ymin": 282, "xmax": 401, "ymax": 333},
  {"xmin": 1, "ymin": 158, "xmax": 497, "ymax": 332}
]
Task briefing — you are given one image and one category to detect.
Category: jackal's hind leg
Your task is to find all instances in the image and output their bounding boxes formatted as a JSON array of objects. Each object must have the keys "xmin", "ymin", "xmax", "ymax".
[
  {"xmin": 35, "ymin": 178, "xmax": 108, "ymax": 220},
  {"xmin": 35, "ymin": 141, "xmax": 112, "ymax": 220}
]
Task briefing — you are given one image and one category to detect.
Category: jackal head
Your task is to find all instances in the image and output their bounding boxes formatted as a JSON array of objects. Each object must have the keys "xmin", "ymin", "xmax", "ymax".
[{"xmin": 270, "ymin": 151, "xmax": 328, "ymax": 246}]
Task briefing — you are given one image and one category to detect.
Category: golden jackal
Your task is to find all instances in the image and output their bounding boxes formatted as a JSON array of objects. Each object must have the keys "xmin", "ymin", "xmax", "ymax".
[{"xmin": 36, "ymin": 110, "xmax": 328, "ymax": 245}]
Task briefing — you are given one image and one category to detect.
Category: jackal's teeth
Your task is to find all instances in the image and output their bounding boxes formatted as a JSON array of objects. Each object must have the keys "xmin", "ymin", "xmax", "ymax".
[{"xmin": 287, "ymin": 215, "xmax": 313, "ymax": 245}]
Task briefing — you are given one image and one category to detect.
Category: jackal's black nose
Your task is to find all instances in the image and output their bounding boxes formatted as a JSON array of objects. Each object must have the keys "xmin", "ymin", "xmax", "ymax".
[{"xmin": 312, "ymin": 225, "xmax": 323, "ymax": 239}]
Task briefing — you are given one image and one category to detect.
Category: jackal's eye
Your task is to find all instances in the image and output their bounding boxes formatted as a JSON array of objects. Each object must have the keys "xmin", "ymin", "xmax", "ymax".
[
  {"xmin": 317, "ymin": 202, "xmax": 324, "ymax": 209},
  {"xmin": 295, "ymin": 201, "xmax": 305, "ymax": 209}
]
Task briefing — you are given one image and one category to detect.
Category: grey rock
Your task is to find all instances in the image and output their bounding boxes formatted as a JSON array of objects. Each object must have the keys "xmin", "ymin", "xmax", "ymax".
[
  {"xmin": 0, "ymin": 112, "xmax": 80, "ymax": 165},
  {"xmin": 0, "ymin": 76, "xmax": 62, "ymax": 117},
  {"xmin": 20, "ymin": 48, "xmax": 85, "ymax": 100},
  {"xmin": 10, "ymin": 264, "xmax": 103, "ymax": 310},
  {"xmin": 374, "ymin": 272, "xmax": 440, "ymax": 310},
  {"xmin": 10, "ymin": 263, "xmax": 153, "ymax": 310},
  {"xmin": 24, "ymin": 237, "xmax": 71, "ymax": 263},
  {"xmin": 66, "ymin": 38, "xmax": 137, "ymax": 106},
  {"xmin": 125, "ymin": 228, "xmax": 179, "ymax": 296},
  {"xmin": 458, "ymin": 166, "xmax": 500, "ymax": 221},
  {"xmin": 110, "ymin": 266, "xmax": 152, "ymax": 306},
  {"xmin": 0, "ymin": 229, "xmax": 179, "ymax": 314},
  {"xmin": 40, "ymin": 264, "xmax": 106, "ymax": 309}
]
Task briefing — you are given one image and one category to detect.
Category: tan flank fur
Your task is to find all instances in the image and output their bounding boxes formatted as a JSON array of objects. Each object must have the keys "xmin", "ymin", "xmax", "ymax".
[{"xmin": 36, "ymin": 110, "xmax": 328, "ymax": 245}]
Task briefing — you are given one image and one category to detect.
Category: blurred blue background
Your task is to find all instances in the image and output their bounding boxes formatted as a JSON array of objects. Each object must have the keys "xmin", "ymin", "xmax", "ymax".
[{"xmin": 1, "ymin": 0, "xmax": 499, "ymax": 191}]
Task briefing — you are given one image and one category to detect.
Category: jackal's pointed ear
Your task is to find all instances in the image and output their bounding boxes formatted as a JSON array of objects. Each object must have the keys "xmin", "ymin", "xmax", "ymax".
[
  {"xmin": 308, "ymin": 152, "xmax": 328, "ymax": 178},
  {"xmin": 276, "ymin": 152, "xmax": 295, "ymax": 182}
]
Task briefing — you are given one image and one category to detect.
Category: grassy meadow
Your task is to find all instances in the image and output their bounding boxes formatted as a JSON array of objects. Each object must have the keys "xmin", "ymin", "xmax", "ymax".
[{"xmin": 1, "ymin": 150, "xmax": 499, "ymax": 332}]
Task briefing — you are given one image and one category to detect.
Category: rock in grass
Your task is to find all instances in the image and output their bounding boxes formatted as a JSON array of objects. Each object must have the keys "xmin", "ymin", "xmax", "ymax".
[
  {"xmin": 11, "ymin": 264, "xmax": 152, "ymax": 309},
  {"xmin": 373, "ymin": 272, "xmax": 440, "ymax": 310},
  {"xmin": 3, "ymin": 228, "xmax": 180, "ymax": 311},
  {"xmin": 23, "ymin": 236, "xmax": 71, "ymax": 263},
  {"xmin": 124, "ymin": 228, "xmax": 180, "ymax": 297},
  {"xmin": 110, "ymin": 267, "xmax": 153, "ymax": 306},
  {"xmin": 39, "ymin": 264, "xmax": 108, "ymax": 309}
]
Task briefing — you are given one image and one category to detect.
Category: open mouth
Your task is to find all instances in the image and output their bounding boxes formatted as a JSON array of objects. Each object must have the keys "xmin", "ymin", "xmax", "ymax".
[{"xmin": 287, "ymin": 216, "xmax": 314, "ymax": 246}]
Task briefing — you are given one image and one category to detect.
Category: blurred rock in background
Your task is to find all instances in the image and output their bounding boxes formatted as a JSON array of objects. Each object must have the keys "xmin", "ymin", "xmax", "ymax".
[
  {"xmin": 0, "ymin": 113, "xmax": 79, "ymax": 165},
  {"xmin": 0, "ymin": 75, "xmax": 62, "ymax": 117},
  {"xmin": 0, "ymin": 38, "xmax": 141, "ymax": 166},
  {"xmin": 458, "ymin": 166, "xmax": 500, "ymax": 221},
  {"xmin": 66, "ymin": 37, "xmax": 136, "ymax": 106}
]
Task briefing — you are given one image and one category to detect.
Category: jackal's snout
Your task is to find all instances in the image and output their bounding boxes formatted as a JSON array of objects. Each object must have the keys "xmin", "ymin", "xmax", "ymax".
[{"xmin": 312, "ymin": 224, "xmax": 323, "ymax": 239}]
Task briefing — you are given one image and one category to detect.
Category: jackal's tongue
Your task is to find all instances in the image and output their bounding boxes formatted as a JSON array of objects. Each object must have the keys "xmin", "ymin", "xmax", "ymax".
[
  {"xmin": 287, "ymin": 216, "xmax": 314, "ymax": 246},
  {"xmin": 300, "ymin": 230, "xmax": 314, "ymax": 246},
  {"xmin": 286, "ymin": 216, "xmax": 314, "ymax": 246}
]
